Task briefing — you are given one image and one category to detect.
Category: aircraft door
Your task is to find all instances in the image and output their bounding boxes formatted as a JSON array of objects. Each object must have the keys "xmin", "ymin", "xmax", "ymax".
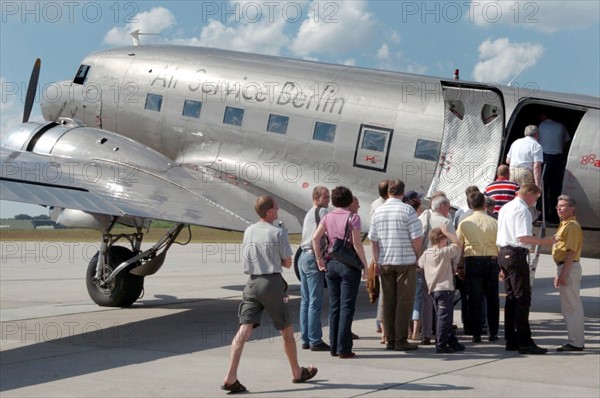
[
  {"xmin": 427, "ymin": 85, "xmax": 505, "ymax": 208},
  {"xmin": 562, "ymin": 108, "xmax": 600, "ymax": 228}
]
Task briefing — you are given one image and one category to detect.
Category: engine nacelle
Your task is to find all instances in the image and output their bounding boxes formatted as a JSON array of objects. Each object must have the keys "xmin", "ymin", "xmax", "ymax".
[
  {"xmin": 1, "ymin": 118, "xmax": 176, "ymax": 173},
  {"xmin": 2, "ymin": 118, "xmax": 177, "ymax": 230}
]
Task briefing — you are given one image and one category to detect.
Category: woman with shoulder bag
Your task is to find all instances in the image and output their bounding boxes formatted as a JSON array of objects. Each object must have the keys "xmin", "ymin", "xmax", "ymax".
[{"xmin": 312, "ymin": 186, "xmax": 368, "ymax": 358}]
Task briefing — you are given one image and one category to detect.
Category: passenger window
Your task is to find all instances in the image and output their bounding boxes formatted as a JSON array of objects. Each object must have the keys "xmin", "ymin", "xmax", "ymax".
[
  {"xmin": 183, "ymin": 99, "xmax": 202, "ymax": 118},
  {"xmin": 223, "ymin": 106, "xmax": 244, "ymax": 126},
  {"xmin": 414, "ymin": 139, "xmax": 441, "ymax": 161},
  {"xmin": 73, "ymin": 65, "xmax": 90, "ymax": 85},
  {"xmin": 267, "ymin": 114, "xmax": 289, "ymax": 134},
  {"xmin": 313, "ymin": 122, "xmax": 336, "ymax": 143},
  {"xmin": 144, "ymin": 94, "xmax": 163, "ymax": 112}
]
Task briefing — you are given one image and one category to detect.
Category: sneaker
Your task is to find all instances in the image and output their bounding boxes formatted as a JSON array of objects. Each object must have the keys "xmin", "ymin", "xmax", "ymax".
[
  {"xmin": 436, "ymin": 345, "xmax": 455, "ymax": 353},
  {"xmin": 421, "ymin": 337, "xmax": 432, "ymax": 345},
  {"xmin": 310, "ymin": 342, "xmax": 331, "ymax": 351},
  {"xmin": 489, "ymin": 335, "xmax": 499, "ymax": 342},
  {"xmin": 351, "ymin": 332, "xmax": 360, "ymax": 340},
  {"xmin": 556, "ymin": 343, "xmax": 584, "ymax": 352},
  {"xmin": 471, "ymin": 336, "xmax": 482, "ymax": 343},
  {"xmin": 518, "ymin": 344, "xmax": 548, "ymax": 355},
  {"xmin": 301, "ymin": 343, "xmax": 310, "ymax": 350}
]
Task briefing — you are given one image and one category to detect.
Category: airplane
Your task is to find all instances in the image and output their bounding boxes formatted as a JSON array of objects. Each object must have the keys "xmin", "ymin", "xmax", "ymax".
[{"xmin": 1, "ymin": 44, "xmax": 598, "ymax": 307}]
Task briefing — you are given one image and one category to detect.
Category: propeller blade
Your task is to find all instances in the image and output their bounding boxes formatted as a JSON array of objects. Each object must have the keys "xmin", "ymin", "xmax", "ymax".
[{"xmin": 23, "ymin": 58, "xmax": 41, "ymax": 123}]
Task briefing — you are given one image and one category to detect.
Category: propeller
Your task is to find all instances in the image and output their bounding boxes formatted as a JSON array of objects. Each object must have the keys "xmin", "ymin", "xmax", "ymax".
[{"xmin": 23, "ymin": 58, "xmax": 41, "ymax": 123}]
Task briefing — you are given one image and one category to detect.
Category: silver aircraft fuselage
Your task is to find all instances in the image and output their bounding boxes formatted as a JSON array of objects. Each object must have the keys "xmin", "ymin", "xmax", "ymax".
[{"xmin": 41, "ymin": 45, "xmax": 600, "ymax": 233}]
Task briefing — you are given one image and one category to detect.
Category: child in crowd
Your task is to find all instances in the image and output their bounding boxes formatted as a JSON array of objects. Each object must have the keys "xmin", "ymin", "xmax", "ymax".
[{"xmin": 418, "ymin": 224, "xmax": 465, "ymax": 353}]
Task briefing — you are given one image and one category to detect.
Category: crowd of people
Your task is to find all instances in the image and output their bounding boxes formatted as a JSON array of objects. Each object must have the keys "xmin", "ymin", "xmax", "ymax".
[{"xmin": 220, "ymin": 120, "xmax": 583, "ymax": 393}]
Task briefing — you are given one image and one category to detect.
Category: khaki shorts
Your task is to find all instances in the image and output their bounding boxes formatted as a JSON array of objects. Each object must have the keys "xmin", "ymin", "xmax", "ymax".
[{"xmin": 238, "ymin": 274, "xmax": 290, "ymax": 330}]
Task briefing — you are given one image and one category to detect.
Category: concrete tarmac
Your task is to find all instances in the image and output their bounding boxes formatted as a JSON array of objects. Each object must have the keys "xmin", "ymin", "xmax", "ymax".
[{"xmin": 1, "ymin": 241, "xmax": 599, "ymax": 397}]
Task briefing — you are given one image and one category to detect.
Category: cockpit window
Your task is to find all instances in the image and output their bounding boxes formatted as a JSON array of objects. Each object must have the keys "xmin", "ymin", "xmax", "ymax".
[{"xmin": 73, "ymin": 65, "xmax": 90, "ymax": 85}]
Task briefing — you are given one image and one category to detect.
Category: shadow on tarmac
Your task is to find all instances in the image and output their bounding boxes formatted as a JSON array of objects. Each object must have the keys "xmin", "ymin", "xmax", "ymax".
[{"xmin": 1, "ymin": 274, "xmax": 599, "ymax": 392}]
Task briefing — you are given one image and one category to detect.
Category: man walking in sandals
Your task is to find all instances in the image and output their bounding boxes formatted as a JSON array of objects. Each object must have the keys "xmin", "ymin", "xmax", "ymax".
[{"xmin": 222, "ymin": 196, "xmax": 318, "ymax": 393}]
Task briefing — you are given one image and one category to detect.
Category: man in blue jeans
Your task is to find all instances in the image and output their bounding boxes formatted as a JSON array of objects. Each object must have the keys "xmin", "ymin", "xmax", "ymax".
[{"xmin": 299, "ymin": 186, "xmax": 331, "ymax": 351}]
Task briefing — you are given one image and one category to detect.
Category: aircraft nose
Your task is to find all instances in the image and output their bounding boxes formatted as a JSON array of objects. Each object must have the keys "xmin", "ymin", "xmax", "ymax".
[{"xmin": 41, "ymin": 80, "xmax": 73, "ymax": 121}]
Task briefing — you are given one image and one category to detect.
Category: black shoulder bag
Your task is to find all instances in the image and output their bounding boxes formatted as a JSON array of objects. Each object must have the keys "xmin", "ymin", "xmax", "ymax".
[{"xmin": 328, "ymin": 214, "xmax": 363, "ymax": 270}]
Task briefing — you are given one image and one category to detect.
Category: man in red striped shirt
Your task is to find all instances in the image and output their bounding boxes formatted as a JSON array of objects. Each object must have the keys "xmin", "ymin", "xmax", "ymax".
[{"xmin": 484, "ymin": 165, "xmax": 520, "ymax": 215}]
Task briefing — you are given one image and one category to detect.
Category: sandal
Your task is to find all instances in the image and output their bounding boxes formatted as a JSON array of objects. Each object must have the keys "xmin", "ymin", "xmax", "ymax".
[
  {"xmin": 221, "ymin": 380, "xmax": 247, "ymax": 394},
  {"xmin": 292, "ymin": 366, "xmax": 318, "ymax": 383}
]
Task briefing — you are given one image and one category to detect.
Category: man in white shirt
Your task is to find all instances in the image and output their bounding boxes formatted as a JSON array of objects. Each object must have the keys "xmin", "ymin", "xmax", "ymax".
[
  {"xmin": 496, "ymin": 184, "xmax": 556, "ymax": 355},
  {"xmin": 538, "ymin": 113, "xmax": 570, "ymax": 223},
  {"xmin": 506, "ymin": 125, "xmax": 544, "ymax": 188}
]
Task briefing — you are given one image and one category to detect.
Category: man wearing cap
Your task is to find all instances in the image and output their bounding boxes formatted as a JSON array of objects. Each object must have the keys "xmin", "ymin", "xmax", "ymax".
[{"xmin": 506, "ymin": 125, "xmax": 544, "ymax": 188}]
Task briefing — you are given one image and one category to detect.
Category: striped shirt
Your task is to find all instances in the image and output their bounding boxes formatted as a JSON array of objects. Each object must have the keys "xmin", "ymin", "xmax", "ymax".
[
  {"xmin": 484, "ymin": 178, "xmax": 520, "ymax": 214},
  {"xmin": 368, "ymin": 198, "xmax": 423, "ymax": 265}
]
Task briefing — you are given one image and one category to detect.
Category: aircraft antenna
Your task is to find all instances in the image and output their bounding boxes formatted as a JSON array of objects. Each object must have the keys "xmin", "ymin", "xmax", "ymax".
[
  {"xmin": 507, "ymin": 55, "xmax": 534, "ymax": 87},
  {"xmin": 129, "ymin": 29, "xmax": 160, "ymax": 46}
]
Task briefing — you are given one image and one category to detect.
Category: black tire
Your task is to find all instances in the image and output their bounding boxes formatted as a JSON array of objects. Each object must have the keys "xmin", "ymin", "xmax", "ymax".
[{"xmin": 86, "ymin": 246, "xmax": 144, "ymax": 307}]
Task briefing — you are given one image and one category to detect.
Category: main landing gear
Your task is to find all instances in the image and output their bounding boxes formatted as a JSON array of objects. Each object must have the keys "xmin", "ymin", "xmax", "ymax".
[{"xmin": 86, "ymin": 219, "xmax": 186, "ymax": 307}]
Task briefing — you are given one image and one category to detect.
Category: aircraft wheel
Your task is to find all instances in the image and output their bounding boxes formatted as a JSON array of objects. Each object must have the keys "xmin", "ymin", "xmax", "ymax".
[{"xmin": 86, "ymin": 246, "xmax": 144, "ymax": 307}]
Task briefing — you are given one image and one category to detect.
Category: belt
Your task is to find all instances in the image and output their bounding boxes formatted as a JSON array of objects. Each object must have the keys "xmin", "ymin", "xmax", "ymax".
[
  {"xmin": 382, "ymin": 263, "xmax": 415, "ymax": 267},
  {"xmin": 555, "ymin": 261, "xmax": 580, "ymax": 266},
  {"xmin": 466, "ymin": 256, "xmax": 496, "ymax": 259},
  {"xmin": 302, "ymin": 248, "xmax": 314, "ymax": 253},
  {"xmin": 501, "ymin": 245, "xmax": 528, "ymax": 253}
]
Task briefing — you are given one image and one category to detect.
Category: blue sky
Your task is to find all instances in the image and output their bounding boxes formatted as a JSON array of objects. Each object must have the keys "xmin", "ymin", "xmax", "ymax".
[{"xmin": 1, "ymin": 0, "xmax": 599, "ymax": 218}]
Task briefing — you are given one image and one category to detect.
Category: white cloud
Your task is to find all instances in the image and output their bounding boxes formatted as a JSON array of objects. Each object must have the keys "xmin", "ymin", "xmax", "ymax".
[
  {"xmin": 0, "ymin": 76, "xmax": 22, "ymax": 135},
  {"xmin": 177, "ymin": 19, "xmax": 289, "ymax": 55},
  {"xmin": 469, "ymin": 0, "xmax": 599, "ymax": 33},
  {"xmin": 377, "ymin": 44, "xmax": 390, "ymax": 61},
  {"xmin": 103, "ymin": 7, "xmax": 176, "ymax": 46},
  {"xmin": 473, "ymin": 38, "xmax": 544, "ymax": 83},
  {"xmin": 290, "ymin": 0, "xmax": 375, "ymax": 56}
]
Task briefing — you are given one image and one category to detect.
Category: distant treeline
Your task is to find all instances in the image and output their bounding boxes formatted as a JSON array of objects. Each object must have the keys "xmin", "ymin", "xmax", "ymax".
[{"xmin": 13, "ymin": 214, "xmax": 51, "ymax": 220}]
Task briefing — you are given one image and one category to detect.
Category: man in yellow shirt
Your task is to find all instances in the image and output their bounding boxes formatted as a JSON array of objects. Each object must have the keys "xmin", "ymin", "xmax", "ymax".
[
  {"xmin": 457, "ymin": 192, "xmax": 499, "ymax": 343},
  {"xmin": 553, "ymin": 195, "xmax": 585, "ymax": 351}
]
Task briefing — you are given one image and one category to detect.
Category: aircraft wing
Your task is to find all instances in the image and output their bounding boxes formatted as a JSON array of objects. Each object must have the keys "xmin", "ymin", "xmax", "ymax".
[
  {"xmin": 1, "ymin": 149, "xmax": 305, "ymax": 232},
  {"xmin": 0, "ymin": 148, "xmax": 254, "ymax": 230}
]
